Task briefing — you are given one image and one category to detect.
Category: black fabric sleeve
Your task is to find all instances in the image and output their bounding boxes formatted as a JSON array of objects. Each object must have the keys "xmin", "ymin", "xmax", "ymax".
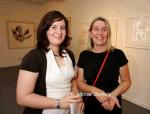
[
  {"xmin": 20, "ymin": 49, "xmax": 41, "ymax": 72},
  {"xmin": 117, "ymin": 49, "xmax": 128, "ymax": 67},
  {"xmin": 77, "ymin": 51, "xmax": 85, "ymax": 68},
  {"xmin": 66, "ymin": 49, "xmax": 76, "ymax": 67}
]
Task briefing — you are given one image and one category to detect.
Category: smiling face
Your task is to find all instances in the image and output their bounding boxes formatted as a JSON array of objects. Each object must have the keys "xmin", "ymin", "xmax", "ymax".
[
  {"xmin": 46, "ymin": 19, "xmax": 66, "ymax": 47},
  {"xmin": 90, "ymin": 20, "xmax": 108, "ymax": 47}
]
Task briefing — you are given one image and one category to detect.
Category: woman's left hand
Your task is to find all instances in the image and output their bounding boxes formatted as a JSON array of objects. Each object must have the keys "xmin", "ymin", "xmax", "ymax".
[
  {"xmin": 77, "ymin": 100, "xmax": 84, "ymax": 112},
  {"xmin": 101, "ymin": 94, "xmax": 121, "ymax": 111}
]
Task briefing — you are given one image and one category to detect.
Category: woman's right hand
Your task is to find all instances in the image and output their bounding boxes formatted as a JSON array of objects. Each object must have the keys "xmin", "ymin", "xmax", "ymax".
[
  {"xmin": 60, "ymin": 94, "xmax": 82, "ymax": 109},
  {"xmin": 101, "ymin": 94, "xmax": 121, "ymax": 111},
  {"xmin": 94, "ymin": 92, "xmax": 109, "ymax": 103},
  {"xmin": 92, "ymin": 87, "xmax": 109, "ymax": 103}
]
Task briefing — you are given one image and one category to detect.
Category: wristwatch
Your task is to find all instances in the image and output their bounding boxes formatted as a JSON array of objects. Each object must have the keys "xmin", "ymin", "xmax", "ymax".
[{"xmin": 56, "ymin": 99, "xmax": 61, "ymax": 109}]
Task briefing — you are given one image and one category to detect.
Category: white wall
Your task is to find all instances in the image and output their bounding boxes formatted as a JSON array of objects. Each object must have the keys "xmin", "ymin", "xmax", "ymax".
[
  {"xmin": 0, "ymin": 0, "xmax": 71, "ymax": 67},
  {"xmin": 0, "ymin": 0, "xmax": 43, "ymax": 67},
  {"xmin": 0, "ymin": 0, "xmax": 150, "ymax": 111}
]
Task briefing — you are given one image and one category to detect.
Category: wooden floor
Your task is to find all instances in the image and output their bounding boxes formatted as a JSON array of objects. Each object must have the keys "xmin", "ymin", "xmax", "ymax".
[{"xmin": 0, "ymin": 66, "xmax": 150, "ymax": 114}]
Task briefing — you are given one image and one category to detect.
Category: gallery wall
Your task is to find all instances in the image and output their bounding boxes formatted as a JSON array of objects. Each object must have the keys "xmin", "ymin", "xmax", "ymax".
[
  {"xmin": 0, "ymin": 0, "xmax": 43, "ymax": 67},
  {"xmin": 0, "ymin": 0, "xmax": 150, "ymax": 111}
]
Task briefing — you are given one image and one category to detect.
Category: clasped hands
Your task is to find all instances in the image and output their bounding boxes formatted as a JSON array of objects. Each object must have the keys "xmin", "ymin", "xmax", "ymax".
[{"xmin": 95, "ymin": 92, "xmax": 121, "ymax": 111}]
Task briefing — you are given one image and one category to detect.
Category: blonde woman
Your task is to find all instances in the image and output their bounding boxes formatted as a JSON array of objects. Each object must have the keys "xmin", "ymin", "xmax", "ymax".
[{"xmin": 77, "ymin": 17, "xmax": 131, "ymax": 114}]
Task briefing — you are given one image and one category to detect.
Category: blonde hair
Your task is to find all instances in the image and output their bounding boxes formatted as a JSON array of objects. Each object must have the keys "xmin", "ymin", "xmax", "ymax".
[{"xmin": 88, "ymin": 17, "xmax": 114, "ymax": 51}]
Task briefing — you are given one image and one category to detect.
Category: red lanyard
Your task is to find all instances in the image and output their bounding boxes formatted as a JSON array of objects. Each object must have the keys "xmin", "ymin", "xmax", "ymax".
[{"xmin": 93, "ymin": 51, "xmax": 109, "ymax": 86}]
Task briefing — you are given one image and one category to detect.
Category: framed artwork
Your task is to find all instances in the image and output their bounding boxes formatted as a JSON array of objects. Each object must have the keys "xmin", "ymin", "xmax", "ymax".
[
  {"xmin": 77, "ymin": 22, "xmax": 90, "ymax": 43},
  {"xmin": 76, "ymin": 22, "xmax": 90, "ymax": 57},
  {"xmin": 126, "ymin": 17, "xmax": 150, "ymax": 49},
  {"xmin": 67, "ymin": 17, "xmax": 71, "ymax": 27},
  {"xmin": 109, "ymin": 20, "xmax": 118, "ymax": 46},
  {"xmin": 7, "ymin": 21, "xmax": 35, "ymax": 49},
  {"xmin": 67, "ymin": 17, "xmax": 71, "ymax": 37}
]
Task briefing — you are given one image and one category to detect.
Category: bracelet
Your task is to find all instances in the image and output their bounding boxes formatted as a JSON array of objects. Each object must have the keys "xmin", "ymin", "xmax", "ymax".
[{"xmin": 56, "ymin": 99, "xmax": 61, "ymax": 109}]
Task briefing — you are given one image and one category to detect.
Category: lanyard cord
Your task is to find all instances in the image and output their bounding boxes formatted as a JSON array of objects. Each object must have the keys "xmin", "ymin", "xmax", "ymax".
[{"xmin": 93, "ymin": 51, "xmax": 109, "ymax": 86}]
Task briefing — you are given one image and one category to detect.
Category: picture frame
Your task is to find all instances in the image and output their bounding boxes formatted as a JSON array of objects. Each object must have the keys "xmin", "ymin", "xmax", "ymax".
[
  {"xmin": 109, "ymin": 20, "xmax": 118, "ymax": 46},
  {"xmin": 126, "ymin": 17, "xmax": 150, "ymax": 49},
  {"xmin": 77, "ymin": 22, "xmax": 90, "ymax": 43},
  {"xmin": 67, "ymin": 17, "xmax": 71, "ymax": 37},
  {"xmin": 7, "ymin": 21, "xmax": 35, "ymax": 49},
  {"xmin": 67, "ymin": 17, "xmax": 71, "ymax": 28}
]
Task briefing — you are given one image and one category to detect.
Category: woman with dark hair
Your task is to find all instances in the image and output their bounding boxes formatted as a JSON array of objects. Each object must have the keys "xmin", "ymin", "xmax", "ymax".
[
  {"xmin": 77, "ymin": 17, "xmax": 131, "ymax": 114},
  {"xmin": 36, "ymin": 10, "xmax": 70, "ymax": 54},
  {"xmin": 16, "ymin": 10, "xmax": 83, "ymax": 114}
]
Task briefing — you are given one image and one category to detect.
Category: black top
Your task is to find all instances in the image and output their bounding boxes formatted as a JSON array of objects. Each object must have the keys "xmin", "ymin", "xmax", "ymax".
[
  {"xmin": 19, "ymin": 48, "xmax": 75, "ymax": 114},
  {"xmin": 77, "ymin": 48, "xmax": 128, "ymax": 114}
]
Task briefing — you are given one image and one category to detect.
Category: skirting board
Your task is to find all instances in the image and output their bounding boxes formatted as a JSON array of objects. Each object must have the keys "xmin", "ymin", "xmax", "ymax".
[{"xmin": 122, "ymin": 95, "xmax": 150, "ymax": 111}]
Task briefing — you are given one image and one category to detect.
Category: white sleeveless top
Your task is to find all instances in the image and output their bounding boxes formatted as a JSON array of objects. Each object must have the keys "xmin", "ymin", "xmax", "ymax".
[{"xmin": 42, "ymin": 50, "xmax": 75, "ymax": 114}]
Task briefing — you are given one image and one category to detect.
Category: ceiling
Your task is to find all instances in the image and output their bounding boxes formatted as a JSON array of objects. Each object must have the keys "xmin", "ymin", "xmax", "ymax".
[
  {"xmin": 15, "ymin": 0, "xmax": 61, "ymax": 4},
  {"xmin": 0, "ymin": 0, "xmax": 64, "ymax": 5}
]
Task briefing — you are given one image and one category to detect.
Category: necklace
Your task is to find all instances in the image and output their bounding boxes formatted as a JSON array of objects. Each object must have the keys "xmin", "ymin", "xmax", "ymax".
[{"xmin": 54, "ymin": 54, "xmax": 60, "ymax": 57}]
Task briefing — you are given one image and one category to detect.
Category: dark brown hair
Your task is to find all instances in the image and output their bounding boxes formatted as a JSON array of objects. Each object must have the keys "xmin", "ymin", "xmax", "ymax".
[{"xmin": 36, "ymin": 10, "xmax": 70, "ymax": 56}]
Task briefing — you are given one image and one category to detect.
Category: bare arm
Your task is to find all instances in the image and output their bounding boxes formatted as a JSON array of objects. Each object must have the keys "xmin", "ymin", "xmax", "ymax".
[
  {"xmin": 102, "ymin": 64, "xmax": 131, "ymax": 110},
  {"xmin": 110, "ymin": 64, "xmax": 131, "ymax": 97},
  {"xmin": 71, "ymin": 77, "xmax": 78, "ymax": 94},
  {"xmin": 77, "ymin": 67, "xmax": 108, "ymax": 103},
  {"xmin": 71, "ymin": 75, "xmax": 84, "ymax": 112},
  {"xmin": 77, "ymin": 67, "xmax": 105, "ymax": 94},
  {"xmin": 16, "ymin": 70, "xmax": 81, "ymax": 109},
  {"xmin": 16, "ymin": 70, "xmax": 57, "ymax": 109}
]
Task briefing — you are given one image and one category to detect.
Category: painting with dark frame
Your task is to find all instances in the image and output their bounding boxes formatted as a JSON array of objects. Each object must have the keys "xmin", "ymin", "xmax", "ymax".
[{"xmin": 7, "ymin": 21, "xmax": 35, "ymax": 49}]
